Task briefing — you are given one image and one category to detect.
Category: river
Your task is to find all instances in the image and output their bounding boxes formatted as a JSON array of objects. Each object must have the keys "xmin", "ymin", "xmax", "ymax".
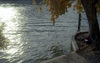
[{"xmin": 0, "ymin": 3, "xmax": 99, "ymax": 63}]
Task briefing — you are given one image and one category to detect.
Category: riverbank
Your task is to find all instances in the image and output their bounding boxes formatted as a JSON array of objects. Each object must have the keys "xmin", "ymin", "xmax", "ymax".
[
  {"xmin": 42, "ymin": 52, "xmax": 90, "ymax": 63},
  {"xmin": 42, "ymin": 31, "xmax": 100, "ymax": 63},
  {"xmin": 42, "ymin": 52, "xmax": 100, "ymax": 63}
]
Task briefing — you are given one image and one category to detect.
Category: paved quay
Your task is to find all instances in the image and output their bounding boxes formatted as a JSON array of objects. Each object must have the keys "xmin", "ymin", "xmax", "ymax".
[{"xmin": 42, "ymin": 52, "xmax": 90, "ymax": 63}]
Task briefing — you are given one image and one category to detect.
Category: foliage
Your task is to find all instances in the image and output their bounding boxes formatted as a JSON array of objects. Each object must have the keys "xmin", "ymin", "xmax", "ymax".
[
  {"xmin": 0, "ymin": 23, "xmax": 9, "ymax": 48},
  {"xmin": 33, "ymin": 0, "xmax": 100, "ymax": 25},
  {"xmin": 97, "ymin": 0, "xmax": 100, "ymax": 14}
]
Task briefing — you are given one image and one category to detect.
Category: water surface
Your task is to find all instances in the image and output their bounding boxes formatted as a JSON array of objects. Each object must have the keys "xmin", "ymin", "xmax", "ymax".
[{"xmin": 0, "ymin": 3, "xmax": 91, "ymax": 63}]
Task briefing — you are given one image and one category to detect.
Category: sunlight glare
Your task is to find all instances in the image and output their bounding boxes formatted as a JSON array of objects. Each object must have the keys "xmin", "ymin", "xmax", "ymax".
[
  {"xmin": 0, "ymin": 7, "xmax": 16, "ymax": 21},
  {"xmin": 0, "ymin": 6, "xmax": 23, "ymax": 56},
  {"xmin": 0, "ymin": 7, "xmax": 19, "ymax": 37},
  {"xmin": 6, "ymin": 48, "xmax": 18, "ymax": 54}
]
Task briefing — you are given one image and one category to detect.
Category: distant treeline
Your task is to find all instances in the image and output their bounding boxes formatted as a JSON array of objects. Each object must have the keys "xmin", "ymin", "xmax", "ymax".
[
  {"xmin": 0, "ymin": 0, "xmax": 42, "ymax": 4},
  {"xmin": 0, "ymin": 0, "xmax": 76, "ymax": 4}
]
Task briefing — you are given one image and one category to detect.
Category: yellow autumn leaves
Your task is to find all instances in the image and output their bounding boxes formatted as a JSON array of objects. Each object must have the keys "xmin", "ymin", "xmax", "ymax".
[
  {"xmin": 33, "ymin": 0, "xmax": 73, "ymax": 25},
  {"xmin": 96, "ymin": 0, "xmax": 100, "ymax": 15},
  {"xmin": 32, "ymin": 0, "xmax": 36, "ymax": 4},
  {"xmin": 45, "ymin": 0, "xmax": 73, "ymax": 25},
  {"xmin": 73, "ymin": 0, "xmax": 84, "ymax": 13},
  {"xmin": 33, "ymin": 0, "xmax": 100, "ymax": 25}
]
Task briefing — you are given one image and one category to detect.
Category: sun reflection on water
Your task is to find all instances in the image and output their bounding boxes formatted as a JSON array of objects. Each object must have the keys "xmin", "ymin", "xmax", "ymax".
[
  {"xmin": 6, "ymin": 48, "xmax": 18, "ymax": 54},
  {"xmin": 0, "ymin": 7, "xmax": 16, "ymax": 21},
  {"xmin": 0, "ymin": 7, "xmax": 19, "ymax": 33},
  {"xmin": 0, "ymin": 6, "xmax": 23, "ymax": 58}
]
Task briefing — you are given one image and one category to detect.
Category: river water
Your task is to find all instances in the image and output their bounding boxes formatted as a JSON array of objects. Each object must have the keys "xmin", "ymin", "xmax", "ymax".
[{"xmin": 0, "ymin": 3, "xmax": 99, "ymax": 63}]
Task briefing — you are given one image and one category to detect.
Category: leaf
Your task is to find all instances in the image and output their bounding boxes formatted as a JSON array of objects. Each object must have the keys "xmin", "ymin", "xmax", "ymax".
[
  {"xmin": 98, "ymin": 12, "xmax": 100, "ymax": 15},
  {"xmin": 38, "ymin": 2, "xmax": 42, "ymax": 4},
  {"xmin": 82, "ymin": 11, "xmax": 85, "ymax": 13},
  {"xmin": 71, "ymin": 1, "xmax": 74, "ymax": 4},
  {"xmin": 40, "ymin": 6, "xmax": 43, "ymax": 13},
  {"xmin": 73, "ymin": 8, "xmax": 75, "ymax": 10},
  {"xmin": 32, "ymin": 0, "xmax": 36, "ymax": 4},
  {"xmin": 43, "ymin": 0, "xmax": 45, "ymax": 3}
]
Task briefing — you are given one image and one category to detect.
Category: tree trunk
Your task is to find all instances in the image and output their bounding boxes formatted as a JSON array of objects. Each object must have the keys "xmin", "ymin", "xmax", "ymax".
[{"xmin": 81, "ymin": 0, "xmax": 100, "ymax": 43}]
